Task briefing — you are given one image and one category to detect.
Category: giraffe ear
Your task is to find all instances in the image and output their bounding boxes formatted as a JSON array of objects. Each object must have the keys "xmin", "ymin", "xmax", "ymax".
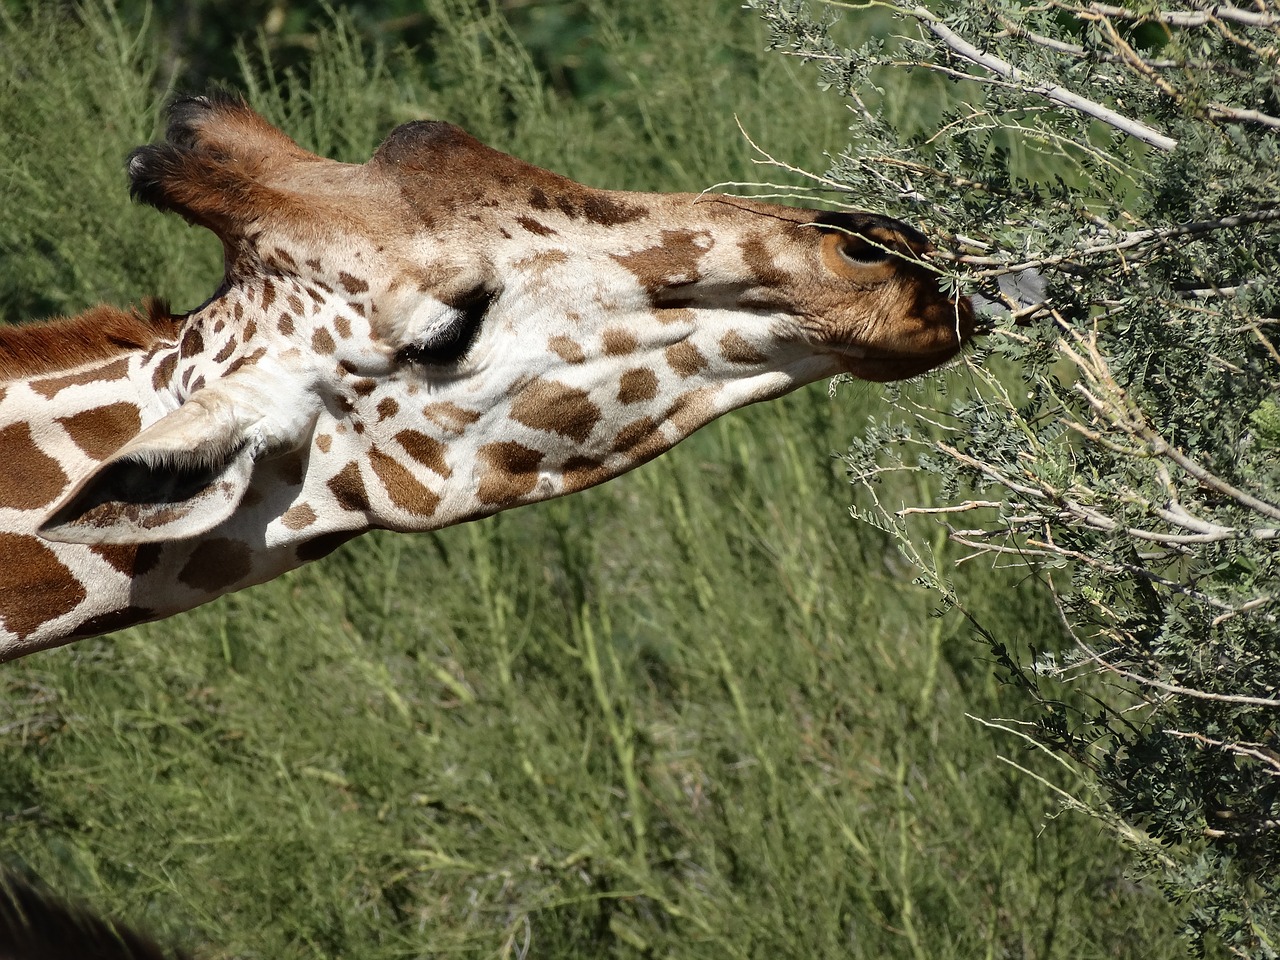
[{"xmin": 39, "ymin": 368, "xmax": 317, "ymax": 545}]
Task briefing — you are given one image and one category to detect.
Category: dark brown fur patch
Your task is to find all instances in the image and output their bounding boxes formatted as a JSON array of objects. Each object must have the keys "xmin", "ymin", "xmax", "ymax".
[
  {"xmin": 739, "ymin": 235, "xmax": 792, "ymax": 287},
  {"xmin": 0, "ymin": 301, "xmax": 180, "ymax": 384},
  {"xmin": 511, "ymin": 378, "xmax": 601, "ymax": 443},
  {"xmin": 370, "ymin": 446, "xmax": 441, "ymax": 517},
  {"xmin": 665, "ymin": 342, "xmax": 708, "ymax": 378},
  {"xmin": 611, "ymin": 417, "xmax": 669, "ymax": 464},
  {"xmin": 515, "ymin": 216, "xmax": 557, "ymax": 237},
  {"xmin": 719, "ymin": 331, "xmax": 768, "ymax": 365},
  {"xmin": 377, "ymin": 397, "xmax": 400, "ymax": 421},
  {"xmin": 212, "ymin": 339, "xmax": 238, "ymax": 363},
  {"xmin": 339, "ymin": 272, "xmax": 369, "ymax": 294},
  {"xmin": 561, "ymin": 455, "xmax": 611, "ymax": 493},
  {"xmin": 475, "ymin": 441, "xmax": 544, "ymax": 505},
  {"xmin": 582, "ymin": 194, "xmax": 649, "ymax": 226},
  {"xmin": 548, "ymin": 336, "xmax": 586, "ymax": 364},
  {"xmin": 178, "ymin": 538, "xmax": 253, "ymax": 593},
  {"xmin": 57, "ymin": 402, "xmax": 142, "ymax": 461},
  {"xmin": 0, "ymin": 422, "xmax": 68, "ymax": 508},
  {"xmin": 90, "ymin": 542, "xmax": 162, "ymax": 576},
  {"xmin": 0, "ymin": 533, "xmax": 86, "ymax": 638},
  {"xmin": 617, "ymin": 368, "xmax": 659, "ymax": 405},
  {"xmin": 611, "ymin": 230, "xmax": 707, "ymax": 295},
  {"xmin": 396, "ymin": 429, "xmax": 451, "ymax": 477},
  {"xmin": 151, "ymin": 352, "xmax": 178, "ymax": 391},
  {"xmin": 327, "ymin": 461, "xmax": 369, "ymax": 513},
  {"xmin": 30, "ymin": 357, "xmax": 132, "ymax": 400},
  {"xmin": 180, "ymin": 325, "xmax": 204, "ymax": 357}
]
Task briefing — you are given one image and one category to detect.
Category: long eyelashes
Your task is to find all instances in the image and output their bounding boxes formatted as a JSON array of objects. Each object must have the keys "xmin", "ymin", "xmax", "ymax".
[{"xmin": 396, "ymin": 289, "xmax": 494, "ymax": 366}]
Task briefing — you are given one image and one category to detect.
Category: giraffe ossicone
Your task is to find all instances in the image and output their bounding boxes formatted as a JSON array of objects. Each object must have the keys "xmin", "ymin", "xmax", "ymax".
[{"xmin": 0, "ymin": 93, "xmax": 975, "ymax": 661}]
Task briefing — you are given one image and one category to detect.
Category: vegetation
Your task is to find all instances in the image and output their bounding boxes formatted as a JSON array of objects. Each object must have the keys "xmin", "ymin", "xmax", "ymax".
[
  {"xmin": 0, "ymin": 1, "xmax": 1203, "ymax": 957},
  {"xmin": 751, "ymin": 0, "xmax": 1280, "ymax": 954}
]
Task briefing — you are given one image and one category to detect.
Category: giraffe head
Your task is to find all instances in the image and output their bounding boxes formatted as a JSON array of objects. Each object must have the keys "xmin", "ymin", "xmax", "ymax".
[{"xmin": 38, "ymin": 94, "xmax": 973, "ymax": 549}]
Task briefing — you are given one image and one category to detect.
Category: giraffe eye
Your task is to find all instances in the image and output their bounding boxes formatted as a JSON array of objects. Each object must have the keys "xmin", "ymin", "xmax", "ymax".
[
  {"xmin": 397, "ymin": 288, "xmax": 494, "ymax": 366},
  {"xmin": 834, "ymin": 234, "xmax": 891, "ymax": 266}
]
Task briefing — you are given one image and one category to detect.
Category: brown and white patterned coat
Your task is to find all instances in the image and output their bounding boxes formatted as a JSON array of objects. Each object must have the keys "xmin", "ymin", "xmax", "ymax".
[{"xmin": 0, "ymin": 94, "xmax": 974, "ymax": 661}]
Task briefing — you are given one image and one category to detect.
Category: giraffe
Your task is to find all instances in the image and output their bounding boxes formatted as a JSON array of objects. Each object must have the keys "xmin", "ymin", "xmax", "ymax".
[{"xmin": 0, "ymin": 93, "xmax": 975, "ymax": 662}]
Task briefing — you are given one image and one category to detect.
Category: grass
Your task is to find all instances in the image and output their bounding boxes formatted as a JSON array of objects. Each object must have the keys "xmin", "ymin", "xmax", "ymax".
[{"xmin": 0, "ymin": 2, "xmax": 1193, "ymax": 957}]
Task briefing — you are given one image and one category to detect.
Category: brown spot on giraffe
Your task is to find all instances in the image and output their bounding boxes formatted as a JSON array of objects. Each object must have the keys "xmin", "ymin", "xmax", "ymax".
[
  {"xmin": 515, "ymin": 216, "xmax": 556, "ymax": 237},
  {"xmin": 582, "ymin": 194, "xmax": 649, "ymax": 226},
  {"xmin": 260, "ymin": 279, "xmax": 276, "ymax": 311},
  {"xmin": 90, "ymin": 542, "xmax": 163, "ymax": 576},
  {"xmin": 377, "ymin": 397, "xmax": 400, "ymax": 421},
  {"xmin": 548, "ymin": 336, "xmax": 586, "ymax": 364},
  {"xmin": 655, "ymin": 306, "xmax": 695, "ymax": 326},
  {"xmin": 180, "ymin": 325, "xmax": 204, "ymax": 357},
  {"xmin": 668, "ymin": 386, "xmax": 720, "ymax": 436},
  {"xmin": 31, "ymin": 357, "xmax": 132, "ymax": 400},
  {"xmin": 179, "ymin": 538, "xmax": 252, "ymax": 593},
  {"xmin": 617, "ymin": 368, "xmax": 659, "ymax": 405},
  {"xmin": 339, "ymin": 272, "xmax": 369, "ymax": 294},
  {"xmin": 328, "ymin": 461, "xmax": 370, "ymax": 513},
  {"xmin": 719, "ymin": 331, "xmax": 768, "ymax": 365},
  {"xmin": 212, "ymin": 338, "xmax": 238, "ymax": 363},
  {"xmin": 370, "ymin": 446, "xmax": 441, "ymax": 517},
  {"xmin": 281, "ymin": 503, "xmax": 318, "ymax": 530},
  {"xmin": 334, "ymin": 315, "xmax": 352, "ymax": 338},
  {"xmin": 665, "ymin": 342, "xmax": 708, "ymax": 378},
  {"xmin": 475, "ymin": 441, "xmax": 544, "ymax": 505},
  {"xmin": 396, "ymin": 429, "xmax": 451, "ymax": 478},
  {"xmin": 57, "ymin": 402, "xmax": 143, "ymax": 461},
  {"xmin": 0, "ymin": 534, "xmax": 86, "ymax": 639},
  {"xmin": 602, "ymin": 328, "xmax": 638, "ymax": 356},
  {"xmin": 316, "ymin": 433, "xmax": 333, "ymax": 453},
  {"xmin": 226, "ymin": 346, "xmax": 267, "ymax": 375},
  {"xmin": 312, "ymin": 328, "xmax": 337, "ymax": 355},
  {"xmin": 561, "ymin": 455, "xmax": 610, "ymax": 493},
  {"xmin": 278, "ymin": 314, "xmax": 295, "ymax": 335},
  {"xmin": 612, "ymin": 229, "xmax": 708, "ymax": 295},
  {"xmin": 151, "ymin": 352, "xmax": 178, "ymax": 391},
  {"xmin": 0, "ymin": 423, "xmax": 67, "ymax": 508},
  {"xmin": 511, "ymin": 378, "xmax": 601, "ymax": 443},
  {"xmin": 739, "ymin": 235, "xmax": 792, "ymax": 287},
  {"xmin": 423, "ymin": 402, "xmax": 481, "ymax": 435}
]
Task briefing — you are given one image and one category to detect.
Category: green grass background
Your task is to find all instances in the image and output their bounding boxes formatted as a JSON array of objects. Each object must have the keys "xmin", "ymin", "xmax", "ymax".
[{"xmin": 0, "ymin": 2, "xmax": 1190, "ymax": 957}]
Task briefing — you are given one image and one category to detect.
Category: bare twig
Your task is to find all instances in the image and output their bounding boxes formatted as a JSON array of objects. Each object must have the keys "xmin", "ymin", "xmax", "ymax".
[{"xmin": 898, "ymin": 5, "xmax": 1180, "ymax": 150}]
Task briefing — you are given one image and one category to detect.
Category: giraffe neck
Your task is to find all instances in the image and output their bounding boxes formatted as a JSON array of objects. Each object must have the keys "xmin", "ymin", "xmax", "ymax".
[{"xmin": 0, "ymin": 287, "xmax": 359, "ymax": 659}]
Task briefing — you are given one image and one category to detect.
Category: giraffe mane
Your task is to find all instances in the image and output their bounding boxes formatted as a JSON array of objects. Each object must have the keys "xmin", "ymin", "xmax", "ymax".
[{"xmin": 0, "ymin": 298, "xmax": 183, "ymax": 383}]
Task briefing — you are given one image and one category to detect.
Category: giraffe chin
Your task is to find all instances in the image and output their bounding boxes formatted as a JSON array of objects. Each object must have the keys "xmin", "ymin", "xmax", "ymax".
[{"xmin": 835, "ymin": 347, "xmax": 966, "ymax": 383}]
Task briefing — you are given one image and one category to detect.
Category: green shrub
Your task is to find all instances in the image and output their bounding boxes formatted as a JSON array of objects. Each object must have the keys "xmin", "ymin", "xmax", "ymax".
[
  {"xmin": 751, "ymin": 0, "xmax": 1280, "ymax": 953},
  {"xmin": 1, "ymin": 2, "xmax": 1193, "ymax": 956}
]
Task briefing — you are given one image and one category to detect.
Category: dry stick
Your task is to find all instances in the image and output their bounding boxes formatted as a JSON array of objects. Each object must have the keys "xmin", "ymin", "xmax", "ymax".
[
  {"xmin": 1070, "ymin": 2, "xmax": 1280, "ymax": 29},
  {"xmin": 898, "ymin": 5, "xmax": 1180, "ymax": 150}
]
